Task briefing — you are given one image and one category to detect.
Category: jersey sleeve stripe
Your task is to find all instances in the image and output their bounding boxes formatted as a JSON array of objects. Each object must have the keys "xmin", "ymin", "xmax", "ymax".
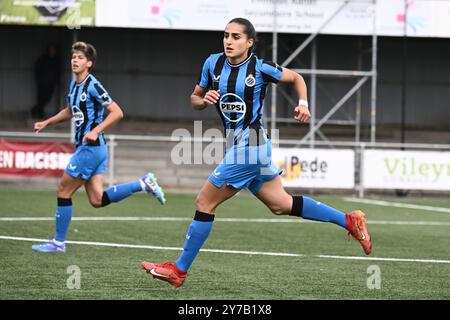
[
  {"xmin": 243, "ymin": 56, "xmax": 257, "ymax": 130},
  {"xmin": 227, "ymin": 66, "xmax": 240, "ymax": 132},
  {"xmin": 261, "ymin": 61, "xmax": 282, "ymax": 84},
  {"xmin": 213, "ymin": 54, "xmax": 227, "ymax": 131},
  {"xmin": 93, "ymin": 83, "xmax": 110, "ymax": 102},
  {"xmin": 261, "ymin": 72, "xmax": 280, "ymax": 84},
  {"xmin": 77, "ymin": 77, "xmax": 92, "ymax": 146}
]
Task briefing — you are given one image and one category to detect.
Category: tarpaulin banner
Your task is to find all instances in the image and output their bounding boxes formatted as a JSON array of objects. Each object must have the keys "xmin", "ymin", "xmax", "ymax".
[
  {"xmin": 272, "ymin": 148, "xmax": 355, "ymax": 189},
  {"xmin": 0, "ymin": 0, "xmax": 95, "ymax": 27},
  {"xmin": 363, "ymin": 149, "xmax": 450, "ymax": 190},
  {"xmin": 95, "ymin": 0, "xmax": 450, "ymax": 38},
  {"xmin": 0, "ymin": 139, "xmax": 74, "ymax": 177}
]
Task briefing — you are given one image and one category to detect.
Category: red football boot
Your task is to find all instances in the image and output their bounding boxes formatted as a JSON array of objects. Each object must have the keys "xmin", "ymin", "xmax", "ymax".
[
  {"xmin": 346, "ymin": 210, "xmax": 372, "ymax": 255},
  {"xmin": 141, "ymin": 261, "xmax": 187, "ymax": 288}
]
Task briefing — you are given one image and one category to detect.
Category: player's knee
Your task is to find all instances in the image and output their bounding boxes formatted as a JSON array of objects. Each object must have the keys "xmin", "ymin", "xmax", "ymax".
[
  {"xmin": 270, "ymin": 206, "xmax": 284, "ymax": 215},
  {"xmin": 269, "ymin": 204, "xmax": 290, "ymax": 215},
  {"xmin": 88, "ymin": 195, "xmax": 103, "ymax": 208},
  {"xmin": 195, "ymin": 194, "xmax": 214, "ymax": 213},
  {"xmin": 57, "ymin": 182, "xmax": 70, "ymax": 198},
  {"xmin": 269, "ymin": 193, "xmax": 294, "ymax": 215},
  {"xmin": 90, "ymin": 199, "xmax": 102, "ymax": 208}
]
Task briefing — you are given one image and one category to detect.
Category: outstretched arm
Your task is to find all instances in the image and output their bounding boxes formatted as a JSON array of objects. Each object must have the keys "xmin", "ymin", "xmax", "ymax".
[
  {"xmin": 83, "ymin": 101, "xmax": 124, "ymax": 144},
  {"xmin": 279, "ymin": 67, "xmax": 311, "ymax": 123},
  {"xmin": 190, "ymin": 85, "xmax": 220, "ymax": 111},
  {"xmin": 34, "ymin": 105, "xmax": 72, "ymax": 133}
]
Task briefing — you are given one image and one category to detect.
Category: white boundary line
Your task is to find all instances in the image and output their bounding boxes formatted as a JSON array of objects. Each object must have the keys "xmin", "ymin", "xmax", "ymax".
[
  {"xmin": 1, "ymin": 216, "xmax": 450, "ymax": 226},
  {"xmin": 0, "ymin": 236, "xmax": 302, "ymax": 257},
  {"xmin": 343, "ymin": 198, "xmax": 450, "ymax": 214},
  {"xmin": 317, "ymin": 255, "xmax": 450, "ymax": 264},
  {"xmin": 1, "ymin": 235, "xmax": 450, "ymax": 264}
]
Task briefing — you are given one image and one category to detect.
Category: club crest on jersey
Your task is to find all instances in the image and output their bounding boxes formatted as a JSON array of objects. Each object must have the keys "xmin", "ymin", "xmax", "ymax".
[
  {"xmin": 72, "ymin": 105, "xmax": 84, "ymax": 127},
  {"xmin": 80, "ymin": 92, "xmax": 87, "ymax": 102},
  {"xmin": 245, "ymin": 74, "xmax": 256, "ymax": 87},
  {"xmin": 219, "ymin": 93, "xmax": 246, "ymax": 123}
]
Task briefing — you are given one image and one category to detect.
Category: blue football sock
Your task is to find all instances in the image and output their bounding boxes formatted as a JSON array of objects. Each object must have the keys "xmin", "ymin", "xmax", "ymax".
[
  {"xmin": 291, "ymin": 196, "xmax": 347, "ymax": 228},
  {"xmin": 104, "ymin": 180, "xmax": 142, "ymax": 204},
  {"xmin": 176, "ymin": 211, "xmax": 214, "ymax": 272},
  {"xmin": 302, "ymin": 196, "xmax": 347, "ymax": 228},
  {"xmin": 54, "ymin": 198, "xmax": 73, "ymax": 243}
]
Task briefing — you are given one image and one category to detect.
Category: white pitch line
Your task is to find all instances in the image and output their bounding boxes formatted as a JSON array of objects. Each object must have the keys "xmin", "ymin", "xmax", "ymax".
[
  {"xmin": 0, "ymin": 217, "xmax": 193, "ymax": 222},
  {"xmin": 318, "ymin": 255, "xmax": 450, "ymax": 264},
  {"xmin": 366, "ymin": 220, "xmax": 450, "ymax": 226},
  {"xmin": 1, "ymin": 235, "xmax": 450, "ymax": 264},
  {"xmin": 1, "ymin": 216, "xmax": 450, "ymax": 226},
  {"xmin": 343, "ymin": 197, "xmax": 450, "ymax": 214},
  {"xmin": 0, "ymin": 236, "xmax": 302, "ymax": 258}
]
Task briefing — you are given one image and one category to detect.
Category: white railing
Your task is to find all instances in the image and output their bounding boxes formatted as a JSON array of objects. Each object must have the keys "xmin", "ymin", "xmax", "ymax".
[{"xmin": 1, "ymin": 131, "xmax": 450, "ymax": 197}]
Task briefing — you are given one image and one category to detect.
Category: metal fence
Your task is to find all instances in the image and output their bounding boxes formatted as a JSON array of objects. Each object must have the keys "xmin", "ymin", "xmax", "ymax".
[{"xmin": 1, "ymin": 131, "xmax": 449, "ymax": 198}]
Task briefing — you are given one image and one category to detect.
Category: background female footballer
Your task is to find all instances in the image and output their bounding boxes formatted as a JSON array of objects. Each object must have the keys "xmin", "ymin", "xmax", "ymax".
[
  {"xmin": 32, "ymin": 42, "xmax": 166, "ymax": 253},
  {"xmin": 142, "ymin": 18, "xmax": 371, "ymax": 288}
]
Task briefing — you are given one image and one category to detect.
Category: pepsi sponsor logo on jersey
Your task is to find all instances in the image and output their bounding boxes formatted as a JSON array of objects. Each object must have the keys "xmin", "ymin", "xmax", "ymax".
[
  {"xmin": 72, "ymin": 106, "xmax": 84, "ymax": 127},
  {"xmin": 245, "ymin": 74, "xmax": 256, "ymax": 87},
  {"xmin": 219, "ymin": 93, "xmax": 246, "ymax": 123},
  {"xmin": 221, "ymin": 102, "xmax": 245, "ymax": 112}
]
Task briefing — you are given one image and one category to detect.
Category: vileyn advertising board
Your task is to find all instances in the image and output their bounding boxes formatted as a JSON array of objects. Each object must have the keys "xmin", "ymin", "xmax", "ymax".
[
  {"xmin": 363, "ymin": 150, "xmax": 450, "ymax": 190},
  {"xmin": 272, "ymin": 148, "xmax": 355, "ymax": 189}
]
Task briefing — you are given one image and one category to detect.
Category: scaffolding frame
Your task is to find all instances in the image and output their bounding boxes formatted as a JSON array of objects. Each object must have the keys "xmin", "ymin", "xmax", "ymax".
[{"xmin": 270, "ymin": 0, "xmax": 378, "ymax": 145}]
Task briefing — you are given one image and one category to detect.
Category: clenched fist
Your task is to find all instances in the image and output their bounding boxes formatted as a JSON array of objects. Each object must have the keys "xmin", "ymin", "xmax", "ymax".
[{"xmin": 294, "ymin": 105, "xmax": 310, "ymax": 123}]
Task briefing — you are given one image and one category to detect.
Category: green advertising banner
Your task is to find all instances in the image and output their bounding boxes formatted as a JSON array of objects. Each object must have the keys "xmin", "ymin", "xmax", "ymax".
[{"xmin": 0, "ymin": 0, "xmax": 95, "ymax": 27}]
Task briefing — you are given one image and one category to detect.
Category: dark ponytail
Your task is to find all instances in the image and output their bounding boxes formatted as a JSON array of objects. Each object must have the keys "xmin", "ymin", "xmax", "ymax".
[{"xmin": 228, "ymin": 17, "xmax": 257, "ymax": 55}]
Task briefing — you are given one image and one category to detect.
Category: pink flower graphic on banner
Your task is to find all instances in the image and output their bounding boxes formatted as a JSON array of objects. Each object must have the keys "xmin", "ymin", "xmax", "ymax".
[
  {"xmin": 149, "ymin": 0, "xmax": 181, "ymax": 27},
  {"xmin": 151, "ymin": 6, "xmax": 160, "ymax": 15}
]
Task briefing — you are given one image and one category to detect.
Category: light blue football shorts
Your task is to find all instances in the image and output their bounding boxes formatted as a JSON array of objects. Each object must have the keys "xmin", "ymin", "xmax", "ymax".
[
  {"xmin": 208, "ymin": 141, "xmax": 282, "ymax": 195},
  {"xmin": 65, "ymin": 144, "xmax": 108, "ymax": 181}
]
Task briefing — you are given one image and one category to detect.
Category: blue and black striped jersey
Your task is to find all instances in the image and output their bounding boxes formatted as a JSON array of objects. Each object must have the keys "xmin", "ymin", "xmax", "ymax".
[
  {"xmin": 66, "ymin": 74, "xmax": 113, "ymax": 147},
  {"xmin": 197, "ymin": 53, "xmax": 282, "ymax": 146}
]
